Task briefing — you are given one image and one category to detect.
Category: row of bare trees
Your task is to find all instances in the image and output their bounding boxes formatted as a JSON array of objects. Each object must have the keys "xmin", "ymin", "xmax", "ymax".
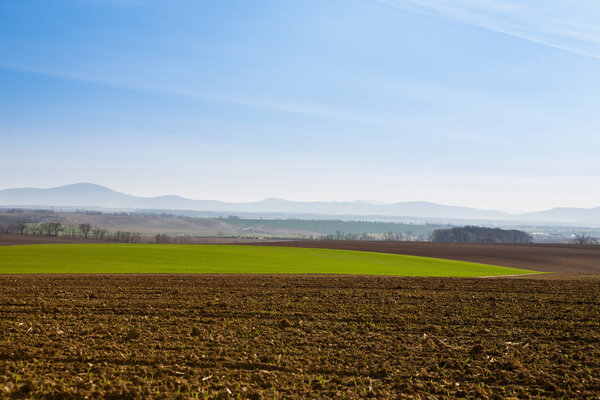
[
  {"xmin": 0, "ymin": 222, "xmax": 63, "ymax": 236},
  {"xmin": 321, "ymin": 231, "xmax": 427, "ymax": 241},
  {"xmin": 0, "ymin": 222, "xmax": 142, "ymax": 243}
]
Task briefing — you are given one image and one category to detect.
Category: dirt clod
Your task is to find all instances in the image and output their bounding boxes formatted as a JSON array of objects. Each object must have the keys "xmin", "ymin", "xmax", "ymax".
[
  {"xmin": 126, "ymin": 328, "xmax": 140, "ymax": 340},
  {"xmin": 191, "ymin": 326, "xmax": 202, "ymax": 337},
  {"xmin": 279, "ymin": 318, "xmax": 292, "ymax": 328},
  {"xmin": 470, "ymin": 344, "xmax": 484, "ymax": 354}
]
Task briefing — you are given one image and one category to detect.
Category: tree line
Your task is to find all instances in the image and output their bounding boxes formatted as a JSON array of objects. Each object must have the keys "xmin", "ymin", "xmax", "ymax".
[
  {"xmin": 0, "ymin": 222, "xmax": 142, "ymax": 243},
  {"xmin": 571, "ymin": 233, "xmax": 599, "ymax": 245},
  {"xmin": 321, "ymin": 230, "xmax": 429, "ymax": 241},
  {"xmin": 430, "ymin": 226, "xmax": 533, "ymax": 243}
]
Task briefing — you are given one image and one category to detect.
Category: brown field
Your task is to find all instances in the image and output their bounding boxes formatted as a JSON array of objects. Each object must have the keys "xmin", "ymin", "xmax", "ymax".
[
  {"xmin": 2, "ymin": 237, "xmax": 599, "ymax": 398},
  {"xmin": 1, "ymin": 275, "xmax": 599, "ymax": 399},
  {"xmin": 252, "ymin": 241, "xmax": 600, "ymax": 276}
]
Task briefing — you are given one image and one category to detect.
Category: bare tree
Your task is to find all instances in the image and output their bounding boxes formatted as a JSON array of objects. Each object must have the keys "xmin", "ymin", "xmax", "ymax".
[
  {"xmin": 155, "ymin": 234, "xmax": 169, "ymax": 244},
  {"xmin": 92, "ymin": 226, "xmax": 107, "ymax": 240},
  {"xmin": 572, "ymin": 233, "xmax": 599, "ymax": 245},
  {"xmin": 16, "ymin": 222, "xmax": 27, "ymax": 235},
  {"xmin": 61, "ymin": 224, "xmax": 78, "ymax": 239},
  {"xmin": 49, "ymin": 222, "xmax": 62, "ymax": 237},
  {"xmin": 79, "ymin": 223, "xmax": 92, "ymax": 239},
  {"xmin": 383, "ymin": 231, "xmax": 395, "ymax": 241},
  {"xmin": 38, "ymin": 222, "xmax": 62, "ymax": 237}
]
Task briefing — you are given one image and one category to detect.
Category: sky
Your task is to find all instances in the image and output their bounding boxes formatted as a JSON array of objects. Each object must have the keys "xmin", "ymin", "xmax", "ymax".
[{"xmin": 1, "ymin": 0, "xmax": 599, "ymax": 213}]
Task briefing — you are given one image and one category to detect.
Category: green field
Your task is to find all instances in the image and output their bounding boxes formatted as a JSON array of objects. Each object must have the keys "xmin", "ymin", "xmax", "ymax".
[{"xmin": 0, "ymin": 244, "xmax": 538, "ymax": 276}]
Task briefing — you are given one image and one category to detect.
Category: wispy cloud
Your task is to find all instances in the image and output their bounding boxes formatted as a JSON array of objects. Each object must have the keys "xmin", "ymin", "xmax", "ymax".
[
  {"xmin": 374, "ymin": 0, "xmax": 600, "ymax": 59},
  {"xmin": 0, "ymin": 61, "xmax": 417, "ymax": 131}
]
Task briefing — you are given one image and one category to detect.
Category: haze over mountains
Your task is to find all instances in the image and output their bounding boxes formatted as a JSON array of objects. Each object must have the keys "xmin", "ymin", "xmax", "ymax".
[{"xmin": 1, "ymin": 183, "xmax": 599, "ymax": 226}]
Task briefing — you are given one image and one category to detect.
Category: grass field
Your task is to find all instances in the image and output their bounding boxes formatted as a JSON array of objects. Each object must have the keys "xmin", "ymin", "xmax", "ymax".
[{"xmin": 0, "ymin": 244, "xmax": 538, "ymax": 276}]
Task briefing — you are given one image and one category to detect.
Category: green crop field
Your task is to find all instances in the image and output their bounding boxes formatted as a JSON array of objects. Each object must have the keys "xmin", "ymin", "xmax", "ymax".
[{"xmin": 0, "ymin": 244, "xmax": 538, "ymax": 276}]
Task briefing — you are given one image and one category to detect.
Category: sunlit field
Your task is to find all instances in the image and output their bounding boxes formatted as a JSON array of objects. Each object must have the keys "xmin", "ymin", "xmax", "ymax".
[{"xmin": 0, "ymin": 244, "xmax": 537, "ymax": 276}]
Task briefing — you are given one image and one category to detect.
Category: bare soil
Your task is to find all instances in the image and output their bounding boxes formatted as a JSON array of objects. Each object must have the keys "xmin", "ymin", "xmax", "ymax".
[
  {"xmin": 1, "ymin": 275, "xmax": 599, "ymax": 399},
  {"xmin": 252, "ymin": 241, "xmax": 600, "ymax": 275}
]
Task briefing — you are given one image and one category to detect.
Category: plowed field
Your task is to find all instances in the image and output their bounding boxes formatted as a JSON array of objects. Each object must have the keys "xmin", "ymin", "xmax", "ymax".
[
  {"xmin": 253, "ymin": 241, "xmax": 600, "ymax": 275},
  {"xmin": 1, "ymin": 275, "xmax": 599, "ymax": 399}
]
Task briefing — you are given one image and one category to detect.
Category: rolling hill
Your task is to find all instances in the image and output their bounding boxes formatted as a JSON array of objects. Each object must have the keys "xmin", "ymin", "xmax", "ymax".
[{"xmin": 1, "ymin": 183, "xmax": 599, "ymax": 225}]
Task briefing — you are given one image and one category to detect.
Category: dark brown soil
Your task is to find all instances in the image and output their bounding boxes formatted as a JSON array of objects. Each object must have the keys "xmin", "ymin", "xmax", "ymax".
[
  {"xmin": 1, "ymin": 275, "xmax": 599, "ymax": 399},
  {"xmin": 252, "ymin": 241, "xmax": 600, "ymax": 275}
]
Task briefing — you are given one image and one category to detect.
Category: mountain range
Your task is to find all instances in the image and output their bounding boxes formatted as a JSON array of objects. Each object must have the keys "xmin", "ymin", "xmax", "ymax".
[{"xmin": 0, "ymin": 183, "xmax": 599, "ymax": 226}]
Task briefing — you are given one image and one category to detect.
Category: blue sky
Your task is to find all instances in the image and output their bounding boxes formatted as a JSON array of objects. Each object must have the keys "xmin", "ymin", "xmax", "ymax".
[{"xmin": 1, "ymin": 0, "xmax": 599, "ymax": 212}]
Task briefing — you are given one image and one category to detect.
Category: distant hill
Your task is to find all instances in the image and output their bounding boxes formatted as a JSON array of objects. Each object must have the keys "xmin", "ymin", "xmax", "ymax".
[
  {"xmin": 519, "ymin": 207, "xmax": 600, "ymax": 225},
  {"xmin": 0, "ymin": 183, "xmax": 510, "ymax": 220},
  {"xmin": 0, "ymin": 183, "xmax": 224, "ymax": 210},
  {"xmin": 0, "ymin": 183, "xmax": 599, "ymax": 226}
]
